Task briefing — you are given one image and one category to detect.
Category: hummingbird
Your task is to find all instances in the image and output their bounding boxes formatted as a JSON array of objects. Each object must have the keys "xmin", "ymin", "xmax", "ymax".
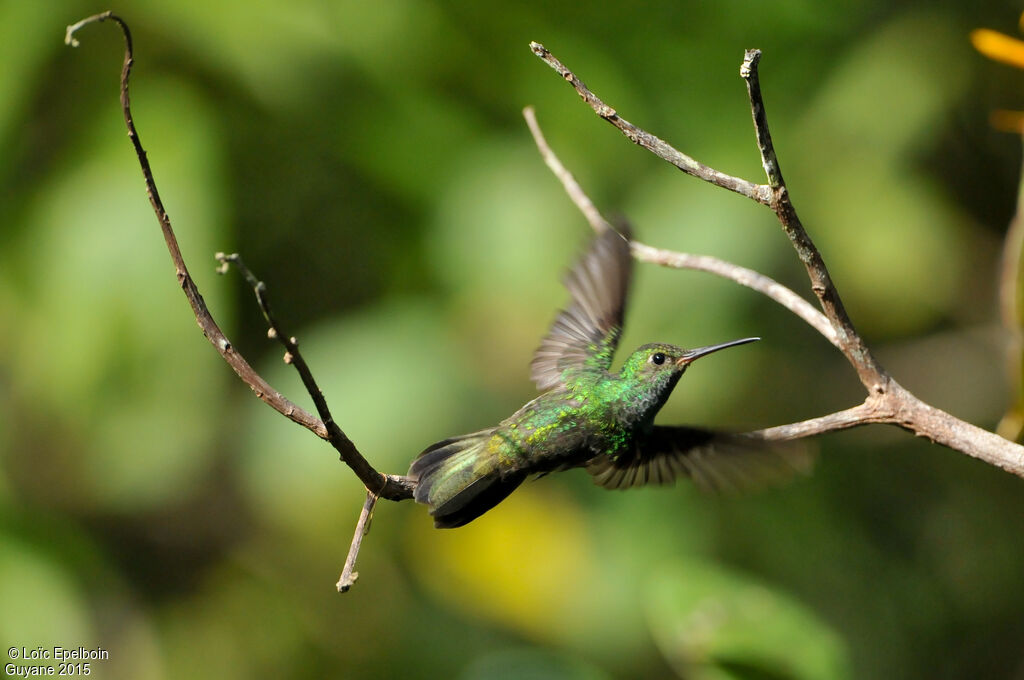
[{"xmin": 410, "ymin": 226, "xmax": 805, "ymax": 528}]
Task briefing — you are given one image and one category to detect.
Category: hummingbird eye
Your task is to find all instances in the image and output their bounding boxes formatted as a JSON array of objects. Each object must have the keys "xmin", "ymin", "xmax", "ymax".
[{"xmin": 650, "ymin": 352, "xmax": 666, "ymax": 365}]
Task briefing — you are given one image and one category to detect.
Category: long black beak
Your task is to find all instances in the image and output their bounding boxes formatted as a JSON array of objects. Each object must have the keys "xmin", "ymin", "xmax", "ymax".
[{"xmin": 675, "ymin": 337, "xmax": 760, "ymax": 366}]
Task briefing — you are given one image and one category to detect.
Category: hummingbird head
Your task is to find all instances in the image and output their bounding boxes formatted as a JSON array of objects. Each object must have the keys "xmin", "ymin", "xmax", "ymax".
[
  {"xmin": 620, "ymin": 337, "xmax": 761, "ymax": 383},
  {"xmin": 614, "ymin": 337, "xmax": 760, "ymax": 424}
]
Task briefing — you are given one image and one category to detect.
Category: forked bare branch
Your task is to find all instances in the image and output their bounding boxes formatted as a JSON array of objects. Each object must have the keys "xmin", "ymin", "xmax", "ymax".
[{"xmin": 529, "ymin": 42, "xmax": 1024, "ymax": 477}]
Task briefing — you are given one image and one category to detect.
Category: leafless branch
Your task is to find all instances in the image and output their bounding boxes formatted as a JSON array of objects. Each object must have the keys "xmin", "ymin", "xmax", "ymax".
[
  {"xmin": 64, "ymin": 13, "xmax": 323, "ymax": 436},
  {"xmin": 337, "ymin": 491, "xmax": 378, "ymax": 593},
  {"xmin": 65, "ymin": 12, "xmax": 411, "ymax": 595},
  {"xmin": 213, "ymin": 253, "xmax": 414, "ymax": 500},
  {"xmin": 630, "ymin": 244, "xmax": 838, "ymax": 347},
  {"xmin": 523, "ymin": 106, "xmax": 838, "ymax": 347},
  {"xmin": 530, "ymin": 42, "xmax": 1024, "ymax": 478},
  {"xmin": 739, "ymin": 50, "xmax": 885, "ymax": 389},
  {"xmin": 530, "ymin": 42, "xmax": 771, "ymax": 206}
]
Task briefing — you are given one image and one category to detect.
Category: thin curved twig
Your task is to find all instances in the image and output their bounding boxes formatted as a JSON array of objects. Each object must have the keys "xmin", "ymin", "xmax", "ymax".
[
  {"xmin": 630, "ymin": 244, "xmax": 839, "ymax": 347},
  {"xmin": 65, "ymin": 13, "xmax": 412, "ymax": 593},
  {"xmin": 530, "ymin": 42, "xmax": 772, "ymax": 206},
  {"xmin": 523, "ymin": 106, "xmax": 838, "ymax": 347},
  {"xmin": 65, "ymin": 12, "xmax": 411, "ymax": 502},
  {"xmin": 64, "ymin": 13, "xmax": 324, "ymax": 436}
]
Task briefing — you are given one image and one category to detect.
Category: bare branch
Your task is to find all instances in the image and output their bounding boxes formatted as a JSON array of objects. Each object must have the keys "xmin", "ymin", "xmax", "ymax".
[
  {"xmin": 523, "ymin": 106, "xmax": 838, "ymax": 347},
  {"xmin": 752, "ymin": 402, "xmax": 885, "ymax": 441},
  {"xmin": 214, "ymin": 254, "xmax": 414, "ymax": 500},
  {"xmin": 64, "ymin": 13, "xmax": 327, "ymax": 436},
  {"xmin": 739, "ymin": 50, "xmax": 886, "ymax": 389},
  {"xmin": 529, "ymin": 42, "xmax": 884, "ymax": 389},
  {"xmin": 630, "ymin": 244, "xmax": 838, "ymax": 347},
  {"xmin": 66, "ymin": 12, "xmax": 413, "ymax": 592},
  {"xmin": 337, "ymin": 491, "xmax": 379, "ymax": 593},
  {"xmin": 529, "ymin": 42, "xmax": 771, "ymax": 206},
  {"xmin": 530, "ymin": 41, "xmax": 1024, "ymax": 479},
  {"xmin": 747, "ymin": 389, "xmax": 1024, "ymax": 479},
  {"xmin": 892, "ymin": 381, "xmax": 1024, "ymax": 476},
  {"xmin": 523, "ymin": 106, "xmax": 613, "ymax": 233},
  {"xmin": 739, "ymin": 51, "xmax": 784, "ymax": 189}
]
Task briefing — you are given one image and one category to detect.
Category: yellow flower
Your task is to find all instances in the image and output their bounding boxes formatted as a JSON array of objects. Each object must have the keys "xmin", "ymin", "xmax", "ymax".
[
  {"xmin": 971, "ymin": 28, "xmax": 1024, "ymax": 69},
  {"xmin": 971, "ymin": 14, "xmax": 1024, "ymax": 132}
]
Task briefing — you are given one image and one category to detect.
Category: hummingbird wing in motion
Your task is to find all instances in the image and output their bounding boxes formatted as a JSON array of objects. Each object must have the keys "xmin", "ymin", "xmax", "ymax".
[
  {"xmin": 586, "ymin": 426, "xmax": 812, "ymax": 493},
  {"xmin": 530, "ymin": 226, "xmax": 633, "ymax": 391}
]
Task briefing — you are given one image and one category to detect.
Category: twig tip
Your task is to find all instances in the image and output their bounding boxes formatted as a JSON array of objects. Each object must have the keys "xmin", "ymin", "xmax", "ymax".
[
  {"xmin": 740, "ymin": 49, "xmax": 762, "ymax": 78},
  {"xmin": 65, "ymin": 10, "xmax": 114, "ymax": 48},
  {"xmin": 215, "ymin": 252, "xmax": 239, "ymax": 275},
  {"xmin": 336, "ymin": 572, "xmax": 358, "ymax": 593}
]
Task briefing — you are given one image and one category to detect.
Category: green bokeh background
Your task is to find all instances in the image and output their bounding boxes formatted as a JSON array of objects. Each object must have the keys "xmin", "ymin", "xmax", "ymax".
[{"xmin": 3, "ymin": 2, "xmax": 1024, "ymax": 678}]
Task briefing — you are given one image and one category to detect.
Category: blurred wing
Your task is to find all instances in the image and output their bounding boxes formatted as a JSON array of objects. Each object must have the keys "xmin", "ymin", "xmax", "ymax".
[
  {"xmin": 586, "ymin": 426, "xmax": 813, "ymax": 492},
  {"xmin": 530, "ymin": 227, "xmax": 633, "ymax": 390}
]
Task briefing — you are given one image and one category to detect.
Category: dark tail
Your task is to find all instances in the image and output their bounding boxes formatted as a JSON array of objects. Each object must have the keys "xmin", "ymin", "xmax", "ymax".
[{"xmin": 409, "ymin": 428, "xmax": 526, "ymax": 528}]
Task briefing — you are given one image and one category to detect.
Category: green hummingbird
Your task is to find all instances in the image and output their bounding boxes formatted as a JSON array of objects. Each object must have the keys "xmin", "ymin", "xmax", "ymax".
[{"xmin": 410, "ymin": 226, "xmax": 804, "ymax": 528}]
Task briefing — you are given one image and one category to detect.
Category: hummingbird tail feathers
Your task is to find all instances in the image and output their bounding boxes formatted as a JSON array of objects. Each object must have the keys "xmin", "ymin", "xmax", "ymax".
[{"xmin": 410, "ymin": 429, "xmax": 526, "ymax": 529}]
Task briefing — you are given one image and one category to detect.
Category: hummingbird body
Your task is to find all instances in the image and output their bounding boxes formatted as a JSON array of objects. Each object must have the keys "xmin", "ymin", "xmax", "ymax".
[{"xmin": 411, "ymin": 227, "xmax": 804, "ymax": 528}]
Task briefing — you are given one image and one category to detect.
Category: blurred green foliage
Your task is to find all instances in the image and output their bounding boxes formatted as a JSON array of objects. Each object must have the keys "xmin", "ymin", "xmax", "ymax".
[{"xmin": 2, "ymin": 2, "xmax": 1024, "ymax": 679}]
